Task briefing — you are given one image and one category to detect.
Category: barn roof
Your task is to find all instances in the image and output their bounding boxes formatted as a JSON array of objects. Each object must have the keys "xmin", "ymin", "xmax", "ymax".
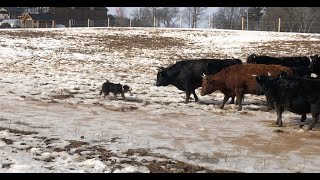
[
  {"xmin": 0, "ymin": 8, "xmax": 8, "ymax": 13},
  {"xmin": 28, "ymin": 13, "xmax": 54, "ymax": 21}
]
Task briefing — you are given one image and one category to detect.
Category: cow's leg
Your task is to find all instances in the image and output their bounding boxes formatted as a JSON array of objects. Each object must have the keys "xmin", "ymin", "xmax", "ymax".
[
  {"xmin": 184, "ymin": 81, "xmax": 193, "ymax": 103},
  {"xmin": 308, "ymin": 105, "xmax": 319, "ymax": 130},
  {"xmin": 229, "ymin": 96, "xmax": 235, "ymax": 104},
  {"xmin": 275, "ymin": 103, "xmax": 284, "ymax": 127},
  {"xmin": 235, "ymin": 95, "xmax": 245, "ymax": 105},
  {"xmin": 192, "ymin": 89, "xmax": 199, "ymax": 102},
  {"xmin": 300, "ymin": 114, "xmax": 307, "ymax": 122},
  {"xmin": 235, "ymin": 89, "xmax": 244, "ymax": 111},
  {"xmin": 220, "ymin": 95, "xmax": 230, "ymax": 109},
  {"xmin": 265, "ymin": 96, "xmax": 274, "ymax": 111},
  {"xmin": 185, "ymin": 90, "xmax": 191, "ymax": 103},
  {"xmin": 299, "ymin": 113, "xmax": 307, "ymax": 128}
]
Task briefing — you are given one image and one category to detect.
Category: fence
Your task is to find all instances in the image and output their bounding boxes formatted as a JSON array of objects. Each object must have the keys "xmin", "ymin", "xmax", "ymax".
[{"xmin": 5, "ymin": 17, "xmax": 320, "ymax": 34}]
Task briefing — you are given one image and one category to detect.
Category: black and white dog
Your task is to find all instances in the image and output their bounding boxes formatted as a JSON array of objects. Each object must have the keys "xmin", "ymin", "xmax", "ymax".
[{"xmin": 99, "ymin": 80, "xmax": 132, "ymax": 100}]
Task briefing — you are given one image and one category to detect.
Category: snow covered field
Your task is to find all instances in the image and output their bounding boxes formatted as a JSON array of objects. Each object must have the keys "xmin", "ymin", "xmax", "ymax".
[{"xmin": 0, "ymin": 27, "xmax": 320, "ymax": 173}]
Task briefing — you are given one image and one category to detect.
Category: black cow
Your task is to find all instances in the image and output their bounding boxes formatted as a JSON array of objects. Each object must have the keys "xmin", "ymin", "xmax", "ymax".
[
  {"xmin": 310, "ymin": 54, "xmax": 320, "ymax": 77},
  {"xmin": 255, "ymin": 75, "xmax": 320, "ymax": 130},
  {"xmin": 247, "ymin": 53, "xmax": 310, "ymax": 67},
  {"xmin": 247, "ymin": 53, "xmax": 311, "ymax": 77},
  {"xmin": 156, "ymin": 58, "xmax": 242, "ymax": 103},
  {"xmin": 99, "ymin": 80, "xmax": 132, "ymax": 100}
]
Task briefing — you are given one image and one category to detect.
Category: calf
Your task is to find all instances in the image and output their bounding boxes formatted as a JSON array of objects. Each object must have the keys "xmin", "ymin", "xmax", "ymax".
[
  {"xmin": 200, "ymin": 64, "xmax": 293, "ymax": 111},
  {"xmin": 99, "ymin": 80, "xmax": 132, "ymax": 100},
  {"xmin": 255, "ymin": 75, "xmax": 320, "ymax": 130}
]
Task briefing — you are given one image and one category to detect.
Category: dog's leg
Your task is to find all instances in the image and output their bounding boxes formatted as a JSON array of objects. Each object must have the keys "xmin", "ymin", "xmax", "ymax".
[
  {"xmin": 113, "ymin": 93, "xmax": 118, "ymax": 100},
  {"xmin": 104, "ymin": 91, "xmax": 109, "ymax": 99},
  {"xmin": 121, "ymin": 92, "xmax": 126, "ymax": 101}
]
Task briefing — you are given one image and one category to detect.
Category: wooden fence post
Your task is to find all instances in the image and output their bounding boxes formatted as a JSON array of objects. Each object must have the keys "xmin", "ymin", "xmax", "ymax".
[
  {"xmin": 278, "ymin": 18, "xmax": 281, "ymax": 32},
  {"xmin": 242, "ymin": 17, "xmax": 244, "ymax": 30},
  {"xmin": 129, "ymin": 19, "xmax": 132, "ymax": 27},
  {"xmin": 69, "ymin": 19, "xmax": 71, "ymax": 28},
  {"xmin": 88, "ymin": 19, "xmax": 90, "ymax": 27},
  {"xmin": 107, "ymin": 18, "xmax": 110, "ymax": 27}
]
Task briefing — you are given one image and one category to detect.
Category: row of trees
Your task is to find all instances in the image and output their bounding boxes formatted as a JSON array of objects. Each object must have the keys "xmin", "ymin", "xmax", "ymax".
[
  {"xmin": 212, "ymin": 7, "xmax": 320, "ymax": 33},
  {"xmin": 107, "ymin": 7, "xmax": 320, "ymax": 33}
]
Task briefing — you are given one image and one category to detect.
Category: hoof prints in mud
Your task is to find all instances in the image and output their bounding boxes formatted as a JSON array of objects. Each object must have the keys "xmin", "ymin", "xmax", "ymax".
[
  {"xmin": 0, "ymin": 124, "xmax": 242, "ymax": 173},
  {"xmin": 183, "ymin": 152, "xmax": 219, "ymax": 164},
  {"xmin": 1, "ymin": 138, "xmax": 14, "ymax": 145},
  {"xmin": 0, "ymin": 126, "xmax": 38, "ymax": 135},
  {"xmin": 93, "ymin": 102, "xmax": 138, "ymax": 112},
  {"xmin": 50, "ymin": 94, "xmax": 74, "ymax": 100},
  {"xmin": 105, "ymin": 105, "xmax": 138, "ymax": 112}
]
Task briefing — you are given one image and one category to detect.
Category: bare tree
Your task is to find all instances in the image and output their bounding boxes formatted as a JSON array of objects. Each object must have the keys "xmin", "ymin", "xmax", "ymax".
[
  {"xmin": 114, "ymin": 7, "xmax": 128, "ymax": 26},
  {"xmin": 290, "ymin": 7, "xmax": 320, "ymax": 33},
  {"xmin": 130, "ymin": 8, "xmax": 153, "ymax": 27},
  {"xmin": 247, "ymin": 7, "xmax": 265, "ymax": 30},
  {"xmin": 262, "ymin": 7, "xmax": 320, "ymax": 33},
  {"xmin": 261, "ymin": 7, "xmax": 286, "ymax": 31},
  {"xmin": 212, "ymin": 7, "xmax": 245, "ymax": 29},
  {"xmin": 182, "ymin": 7, "xmax": 208, "ymax": 28},
  {"xmin": 157, "ymin": 7, "xmax": 180, "ymax": 27},
  {"xmin": 119, "ymin": 7, "xmax": 127, "ymax": 18}
]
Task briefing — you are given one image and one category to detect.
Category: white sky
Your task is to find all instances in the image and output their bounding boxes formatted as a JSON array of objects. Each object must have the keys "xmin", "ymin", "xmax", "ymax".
[{"xmin": 0, "ymin": 27, "xmax": 320, "ymax": 172}]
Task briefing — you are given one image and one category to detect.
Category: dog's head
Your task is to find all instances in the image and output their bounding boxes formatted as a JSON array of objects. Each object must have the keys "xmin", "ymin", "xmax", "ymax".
[{"xmin": 122, "ymin": 85, "xmax": 132, "ymax": 95}]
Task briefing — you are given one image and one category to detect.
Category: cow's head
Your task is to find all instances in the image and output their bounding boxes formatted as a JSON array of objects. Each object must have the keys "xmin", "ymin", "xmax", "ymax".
[
  {"xmin": 200, "ymin": 74, "xmax": 216, "ymax": 96},
  {"xmin": 247, "ymin": 53, "xmax": 257, "ymax": 63},
  {"xmin": 255, "ymin": 75, "xmax": 267, "ymax": 93},
  {"xmin": 310, "ymin": 54, "xmax": 319, "ymax": 63},
  {"xmin": 255, "ymin": 74, "xmax": 275, "ymax": 94},
  {"xmin": 310, "ymin": 54, "xmax": 320, "ymax": 72},
  {"xmin": 156, "ymin": 67, "xmax": 170, "ymax": 86}
]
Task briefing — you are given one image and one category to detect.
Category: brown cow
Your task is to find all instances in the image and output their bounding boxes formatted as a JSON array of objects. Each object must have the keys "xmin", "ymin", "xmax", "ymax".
[{"xmin": 200, "ymin": 64, "xmax": 293, "ymax": 111}]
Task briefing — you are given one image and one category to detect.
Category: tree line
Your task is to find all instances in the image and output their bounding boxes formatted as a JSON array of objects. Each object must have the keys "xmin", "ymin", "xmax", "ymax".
[{"xmin": 107, "ymin": 7, "xmax": 320, "ymax": 33}]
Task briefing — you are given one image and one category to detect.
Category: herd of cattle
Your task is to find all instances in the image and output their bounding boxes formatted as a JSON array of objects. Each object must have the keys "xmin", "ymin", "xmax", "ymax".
[{"xmin": 100, "ymin": 53, "xmax": 320, "ymax": 131}]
